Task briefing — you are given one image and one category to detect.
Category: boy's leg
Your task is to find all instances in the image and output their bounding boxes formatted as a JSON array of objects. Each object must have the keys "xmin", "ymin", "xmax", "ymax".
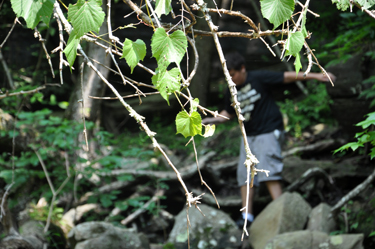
[{"xmin": 265, "ymin": 180, "xmax": 282, "ymax": 200}]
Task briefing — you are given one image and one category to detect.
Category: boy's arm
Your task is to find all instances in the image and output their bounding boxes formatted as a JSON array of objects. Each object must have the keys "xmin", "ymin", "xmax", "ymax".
[
  {"xmin": 283, "ymin": 72, "xmax": 336, "ymax": 84},
  {"xmin": 202, "ymin": 110, "xmax": 235, "ymax": 125}
]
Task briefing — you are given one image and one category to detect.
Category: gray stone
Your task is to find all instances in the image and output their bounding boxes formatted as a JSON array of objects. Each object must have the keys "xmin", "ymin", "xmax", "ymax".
[
  {"xmin": 249, "ymin": 192, "xmax": 312, "ymax": 249},
  {"xmin": 264, "ymin": 230, "xmax": 328, "ymax": 249},
  {"xmin": 328, "ymin": 234, "xmax": 364, "ymax": 249},
  {"xmin": 307, "ymin": 203, "xmax": 336, "ymax": 234},
  {"xmin": 168, "ymin": 204, "xmax": 241, "ymax": 249},
  {"xmin": 68, "ymin": 221, "xmax": 149, "ymax": 249}
]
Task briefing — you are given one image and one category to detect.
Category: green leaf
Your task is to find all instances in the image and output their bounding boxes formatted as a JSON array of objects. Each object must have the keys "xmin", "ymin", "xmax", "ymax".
[
  {"xmin": 369, "ymin": 231, "xmax": 375, "ymax": 237},
  {"xmin": 63, "ymin": 32, "xmax": 80, "ymax": 68},
  {"xmin": 176, "ymin": 111, "xmax": 202, "ymax": 138},
  {"xmin": 155, "ymin": 0, "xmax": 172, "ymax": 17},
  {"xmin": 334, "ymin": 142, "xmax": 364, "ymax": 154},
  {"xmin": 151, "ymin": 68, "xmax": 181, "ymax": 105},
  {"xmin": 331, "ymin": 0, "xmax": 350, "ymax": 11},
  {"xmin": 355, "ymin": 0, "xmax": 375, "ymax": 9},
  {"xmin": 301, "ymin": 9, "xmax": 308, "ymax": 38},
  {"xmin": 356, "ymin": 112, "xmax": 375, "ymax": 129},
  {"xmin": 260, "ymin": 0, "xmax": 294, "ymax": 29},
  {"xmin": 151, "ymin": 28, "xmax": 188, "ymax": 67},
  {"xmin": 285, "ymin": 31, "xmax": 305, "ymax": 56},
  {"xmin": 191, "ymin": 98, "xmax": 199, "ymax": 112},
  {"xmin": 294, "ymin": 53, "xmax": 302, "ymax": 75},
  {"xmin": 68, "ymin": 0, "xmax": 105, "ymax": 37},
  {"xmin": 203, "ymin": 124, "xmax": 215, "ymax": 138},
  {"xmin": 120, "ymin": 39, "xmax": 147, "ymax": 73},
  {"xmin": 11, "ymin": 0, "xmax": 55, "ymax": 29}
]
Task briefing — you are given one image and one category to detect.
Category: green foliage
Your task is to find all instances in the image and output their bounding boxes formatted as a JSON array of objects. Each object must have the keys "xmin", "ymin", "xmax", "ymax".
[
  {"xmin": 10, "ymin": 0, "xmax": 54, "ymax": 29},
  {"xmin": 175, "ymin": 110, "xmax": 202, "ymax": 138},
  {"xmin": 260, "ymin": 0, "xmax": 294, "ymax": 29},
  {"xmin": 151, "ymin": 28, "xmax": 188, "ymax": 70},
  {"xmin": 316, "ymin": 11, "xmax": 375, "ymax": 67},
  {"xmin": 152, "ymin": 68, "xmax": 181, "ymax": 105},
  {"xmin": 334, "ymin": 112, "xmax": 375, "ymax": 159},
  {"xmin": 284, "ymin": 31, "xmax": 305, "ymax": 74},
  {"xmin": 64, "ymin": 0, "xmax": 105, "ymax": 67},
  {"xmin": 332, "ymin": 0, "xmax": 375, "ymax": 11},
  {"xmin": 155, "ymin": 0, "xmax": 172, "ymax": 17},
  {"xmin": 121, "ymin": 39, "xmax": 147, "ymax": 73},
  {"xmin": 277, "ymin": 82, "xmax": 334, "ymax": 137}
]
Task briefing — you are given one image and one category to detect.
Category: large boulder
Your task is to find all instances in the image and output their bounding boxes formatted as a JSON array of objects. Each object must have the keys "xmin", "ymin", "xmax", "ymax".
[
  {"xmin": 329, "ymin": 234, "xmax": 364, "ymax": 249},
  {"xmin": 249, "ymin": 192, "xmax": 311, "ymax": 249},
  {"xmin": 68, "ymin": 221, "xmax": 149, "ymax": 249},
  {"xmin": 264, "ymin": 230, "xmax": 328, "ymax": 249},
  {"xmin": 307, "ymin": 203, "xmax": 336, "ymax": 234},
  {"xmin": 168, "ymin": 204, "xmax": 241, "ymax": 249},
  {"xmin": 264, "ymin": 231, "xmax": 364, "ymax": 249}
]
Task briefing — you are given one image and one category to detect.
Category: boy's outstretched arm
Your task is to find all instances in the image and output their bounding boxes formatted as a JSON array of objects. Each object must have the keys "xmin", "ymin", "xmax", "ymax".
[{"xmin": 283, "ymin": 72, "xmax": 336, "ymax": 84}]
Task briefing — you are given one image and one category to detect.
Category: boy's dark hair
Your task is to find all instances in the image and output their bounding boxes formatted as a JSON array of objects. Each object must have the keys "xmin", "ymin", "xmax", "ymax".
[{"xmin": 225, "ymin": 51, "xmax": 246, "ymax": 71}]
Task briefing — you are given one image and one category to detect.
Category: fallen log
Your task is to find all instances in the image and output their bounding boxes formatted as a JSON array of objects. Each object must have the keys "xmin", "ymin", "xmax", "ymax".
[{"xmin": 282, "ymin": 139, "xmax": 346, "ymax": 157}]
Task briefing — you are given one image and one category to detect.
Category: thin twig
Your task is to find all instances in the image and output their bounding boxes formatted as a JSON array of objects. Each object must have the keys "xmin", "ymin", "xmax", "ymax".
[
  {"xmin": 34, "ymin": 28, "xmax": 55, "ymax": 78},
  {"xmin": 0, "ymin": 18, "xmax": 18, "ymax": 49}
]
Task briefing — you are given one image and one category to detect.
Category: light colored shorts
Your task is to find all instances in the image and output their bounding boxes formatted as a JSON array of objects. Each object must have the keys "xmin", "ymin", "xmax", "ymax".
[{"xmin": 237, "ymin": 130, "xmax": 284, "ymax": 187}]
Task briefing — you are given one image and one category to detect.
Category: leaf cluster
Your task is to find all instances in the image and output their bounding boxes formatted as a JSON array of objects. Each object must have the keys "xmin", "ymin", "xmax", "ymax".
[{"xmin": 334, "ymin": 112, "xmax": 375, "ymax": 159}]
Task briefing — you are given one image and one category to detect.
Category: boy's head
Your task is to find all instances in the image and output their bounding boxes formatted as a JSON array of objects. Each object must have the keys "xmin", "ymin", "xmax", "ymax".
[
  {"xmin": 226, "ymin": 51, "xmax": 247, "ymax": 86},
  {"xmin": 226, "ymin": 51, "xmax": 246, "ymax": 71}
]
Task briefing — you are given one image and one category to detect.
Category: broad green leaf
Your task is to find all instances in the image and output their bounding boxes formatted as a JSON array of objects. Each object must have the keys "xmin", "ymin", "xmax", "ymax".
[
  {"xmin": 151, "ymin": 28, "xmax": 188, "ymax": 67},
  {"xmin": 203, "ymin": 124, "xmax": 215, "ymax": 138},
  {"xmin": 68, "ymin": 0, "xmax": 105, "ymax": 37},
  {"xmin": 294, "ymin": 53, "xmax": 302, "ymax": 75},
  {"xmin": 175, "ymin": 111, "xmax": 202, "ymax": 138},
  {"xmin": 285, "ymin": 31, "xmax": 305, "ymax": 56},
  {"xmin": 121, "ymin": 39, "xmax": 147, "ymax": 73},
  {"xmin": 11, "ymin": 0, "xmax": 55, "ymax": 29},
  {"xmin": 155, "ymin": 0, "xmax": 172, "ymax": 17},
  {"xmin": 260, "ymin": 0, "xmax": 294, "ymax": 29},
  {"xmin": 64, "ymin": 32, "xmax": 80, "ymax": 68},
  {"xmin": 151, "ymin": 68, "xmax": 181, "ymax": 105},
  {"xmin": 356, "ymin": 112, "xmax": 375, "ymax": 129}
]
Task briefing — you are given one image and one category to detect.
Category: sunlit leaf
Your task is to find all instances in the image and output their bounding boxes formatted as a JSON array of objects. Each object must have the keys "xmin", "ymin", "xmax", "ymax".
[
  {"xmin": 191, "ymin": 98, "xmax": 199, "ymax": 112},
  {"xmin": 203, "ymin": 124, "xmax": 215, "ymax": 138},
  {"xmin": 121, "ymin": 39, "xmax": 147, "ymax": 73},
  {"xmin": 356, "ymin": 112, "xmax": 375, "ymax": 129},
  {"xmin": 260, "ymin": 0, "xmax": 294, "ymax": 29},
  {"xmin": 11, "ymin": 0, "xmax": 55, "ymax": 29},
  {"xmin": 294, "ymin": 53, "xmax": 302, "ymax": 76},
  {"xmin": 155, "ymin": 0, "xmax": 172, "ymax": 17},
  {"xmin": 151, "ymin": 28, "xmax": 188, "ymax": 67},
  {"xmin": 151, "ymin": 68, "xmax": 181, "ymax": 105},
  {"xmin": 68, "ymin": 0, "xmax": 105, "ymax": 37},
  {"xmin": 63, "ymin": 32, "xmax": 80, "ymax": 69},
  {"xmin": 176, "ymin": 111, "xmax": 202, "ymax": 138},
  {"xmin": 285, "ymin": 31, "xmax": 304, "ymax": 56}
]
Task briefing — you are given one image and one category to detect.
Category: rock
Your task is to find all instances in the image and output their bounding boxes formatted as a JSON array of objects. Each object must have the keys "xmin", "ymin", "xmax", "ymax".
[
  {"xmin": 249, "ymin": 192, "xmax": 312, "ymax": 249},
  {"xmin": 19, "ymin": 220, "xmax": 66, "ymax": 249},
  {"xmin": 307, "ymin": 203, "xmax": 336, "ymax": 234},
  {"xmin": 264, "ymin": 231, "xmax": 364, "ymax": 249},
  {"xmin": 61, "ymin": 204, "xmax": 99, "ymax": 234},
  {"xmin": 264, "ymin": 230, "xmax": 328, "ymax": 249},
  {"xmin": 328, "ymin": 234, "xmax": 364, "ymax": 249},
  {"xmin": 168, "ymin": 204, "xmax": 241, "ymax": 249},
  {"xmin": 68, "ymin": 221, "xmax": 149, "ymax": 249}
]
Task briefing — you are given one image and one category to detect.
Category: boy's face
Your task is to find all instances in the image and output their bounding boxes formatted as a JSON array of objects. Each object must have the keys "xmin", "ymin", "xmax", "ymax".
[{"xmin": 229, "ymin": 65, "xmax": 247, "ymax": 86}]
